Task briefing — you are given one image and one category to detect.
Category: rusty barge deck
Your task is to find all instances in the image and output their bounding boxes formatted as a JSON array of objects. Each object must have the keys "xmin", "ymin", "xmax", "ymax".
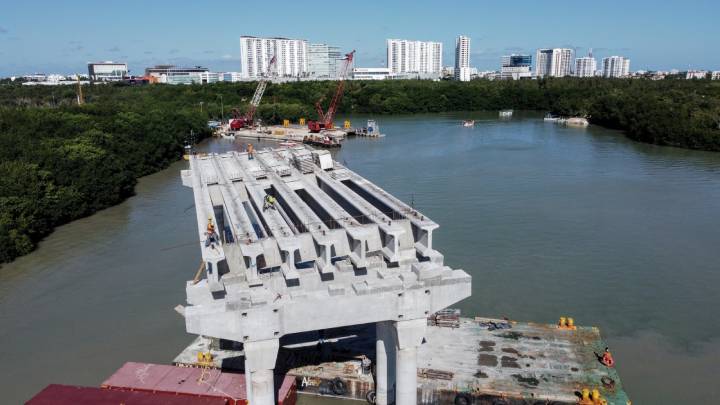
[{"xmin": 174, "ymin": 316, "xmax": 631, "ymax": 404}]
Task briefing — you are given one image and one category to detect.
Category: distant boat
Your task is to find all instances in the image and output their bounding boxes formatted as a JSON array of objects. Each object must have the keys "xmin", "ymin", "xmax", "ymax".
[
  {"xmin": 544, "ymin": 113, "xmax": 560, "ymax": 122},
  {"xmin": 183, "ymin": 144, "xmax": 193, "ymax": 161},
  {"xmin": 562, "ymin": 117, "xmax": 589, "ymax": 127},
  {"xmin": 462, "ymin": 120, "xmax": 475, "ymax": 127},
  {"xmin": 499, "ymin": 109, "xmax": 513, "ymax": 118},
  {"xmin": 350, "ymin": 119, "xmax": 385, "ymax": 137}
]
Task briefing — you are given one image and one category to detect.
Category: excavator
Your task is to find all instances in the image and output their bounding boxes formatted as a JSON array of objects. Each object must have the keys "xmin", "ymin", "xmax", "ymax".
[{"xmin": 230, "ymin": 55, "xmax": 277, "ymax": 130}]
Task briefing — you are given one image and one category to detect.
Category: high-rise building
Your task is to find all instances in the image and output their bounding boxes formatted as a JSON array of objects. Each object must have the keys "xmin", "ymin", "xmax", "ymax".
[
  {"xmin": 535, "ymin": 49, "xmax": 553, "ymax": 77},
  {"xmin": 240, "ymin": 36, "xmax": 308, "ymax": 78},
  {"xmin": 602, "ymin": 56, "xmax": 630, "ymax": 78},
  {"xmin": 535, "ymin": 48, "xmax": 573, "ymax": 77},
  {"xmin": 500, "ymin": 54, "xmax": 532, "ymax": 80},
  {"xmin": 87, "ymin": 61, "xmax": 128, "ymax": 81},
  {"xmin": 308, "ymin": 44, "xmax": 343, "ymax": 79},
  {"xmin": 574, "ymin": 49, "xmax": 597, "ymax": 78},
  {"xmin": 386, "ymin": 39, "xmax": 442, "ymax": 74},
  {"xmin": 454, "ymin": 35, "xmax": 471, "ymax": 81}
]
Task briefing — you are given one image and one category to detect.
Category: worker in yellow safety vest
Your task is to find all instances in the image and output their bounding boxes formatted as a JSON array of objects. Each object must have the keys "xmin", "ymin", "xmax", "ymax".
[{"xmin": 263, "ymin": 193, "xmax": 276, "ymax": 211}]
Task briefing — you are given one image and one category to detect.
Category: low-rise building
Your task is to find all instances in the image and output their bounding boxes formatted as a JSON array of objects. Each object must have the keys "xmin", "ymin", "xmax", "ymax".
[
  {"xmin": 500, "ymin": 54, "xmax": 532, "ymax": 80},
  {"xmin": 712, "ymin": 71, "xmax": 720, "ymax": 80},
  {"xmin": 145, "ymin": 65, "xmax": 209, "ymax": 85},
  {"xmin": 352, "ymin": 67, "xmax": 391, "ymax": 80},
  {"xmin": 199, "ymin": 72, "xmax": 221, "ymax": 84},
  {"xmin": 88, "ymin": 61, "xmax": 128, "ymax": 81},
  {"xmin": 686, "ymin": 70, "xmax": 708, "ymax": 79},
  {"xmin": 351, "ymin": 67, "xmax": 439, "ymax": 81},
  {"xmin": 222, "ymin": 72, "xmax": 244, "ymax": 82}
]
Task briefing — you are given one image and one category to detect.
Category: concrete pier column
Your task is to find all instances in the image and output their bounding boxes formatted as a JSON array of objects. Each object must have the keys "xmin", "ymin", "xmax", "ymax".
[
  {"xmin": 243, "ymin": 339, "xmax": 280, "ymax": 405},
  {"xmin": 375, "ymin": 321, "xmax": 397, "ymax": 405},
  {"xmin": 394, "ymin": 319, "xmax": 427, "ymax": 405}
]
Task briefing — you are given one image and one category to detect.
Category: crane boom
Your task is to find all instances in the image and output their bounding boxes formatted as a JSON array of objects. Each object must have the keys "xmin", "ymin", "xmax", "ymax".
[
  {"xmin": 323, "ymin": 50, "xmax": 355, "ymax": 128},
  {"xmin": 309, "ymin": 50, "xmax": 355, "ymax": 132},
  {"xmin": 245, "ymin": 55, "xmax": 277, "ymax": 123}
]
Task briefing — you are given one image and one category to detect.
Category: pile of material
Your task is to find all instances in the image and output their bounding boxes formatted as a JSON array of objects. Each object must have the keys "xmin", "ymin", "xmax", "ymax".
[
  {"xmin": 429, "ymin": 308, "xmax": 461, "ymax": 328},
  {"xmin": 290, "ymin": 149, "xmax": 314, "ymax": 173}
]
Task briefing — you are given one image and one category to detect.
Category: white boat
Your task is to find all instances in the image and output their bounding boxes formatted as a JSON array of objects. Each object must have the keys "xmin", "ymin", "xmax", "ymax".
[
  {"xmin": 563, "ymin": 117, "xmax": 589, "ymax": 127},
  {"xmin": 351, "ymin": 120, "xmax": 385, "ymax": 137},
  {"xmin": 499, "ymin": 109, "xmax": 513, "ymax": 118},
  {"xmin": 544, "ymin": 113, "xmax": 560, "ymax": 122},
  {"xmin": 462, "ymin": 120, "xmax": 475, "ymax": 127}
]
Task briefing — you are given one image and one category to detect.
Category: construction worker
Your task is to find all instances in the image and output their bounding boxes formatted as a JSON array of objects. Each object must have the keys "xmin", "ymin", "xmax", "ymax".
[
  {"xmin": 601, "ymin": 347, "xmax": 615, "ymax": 367},
  {"xmin": 263, "ymin": 193, "xmax": 276, "ymax": 211},
  {"xmin": 247, "ymin": 143, "xmax": 254, "ymax": 160},
  {"xmin": 205, "ymin": 218, "xmax": 218, "ymax": 247}
]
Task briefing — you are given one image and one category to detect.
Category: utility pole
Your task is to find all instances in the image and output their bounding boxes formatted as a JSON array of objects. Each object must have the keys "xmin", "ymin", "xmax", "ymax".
[
  {"xmin": 76, "ymin": 76, "xmax": 84, "ymax": 105},
  {"xmin": 199, "ymin": 101, "xmax": 204, "ymax": 113},
  {"xmin": 218, "ymin": 94, "xmax": 224, "ymax": 122}
]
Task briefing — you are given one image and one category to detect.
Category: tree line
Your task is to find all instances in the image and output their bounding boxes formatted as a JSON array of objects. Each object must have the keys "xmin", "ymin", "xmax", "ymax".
[
  {"xmin": 0, "ymin": 85, "xmax": 211, "ymax": 263},
  {"xmin": 1, "ymin": 77, "xmax": 718, "ymax": 263}
]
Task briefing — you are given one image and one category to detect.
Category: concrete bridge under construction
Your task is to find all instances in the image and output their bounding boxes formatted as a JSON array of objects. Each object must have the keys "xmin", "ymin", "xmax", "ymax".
[{"xmin": 178, "ymin": 147, "xmax": 472, "ymax": 405}]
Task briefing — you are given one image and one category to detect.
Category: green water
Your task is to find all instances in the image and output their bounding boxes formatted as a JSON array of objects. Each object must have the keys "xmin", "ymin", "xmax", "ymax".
[{"xmin": 1, "ymin": 112, "xmax": 719, "ymax": 404}]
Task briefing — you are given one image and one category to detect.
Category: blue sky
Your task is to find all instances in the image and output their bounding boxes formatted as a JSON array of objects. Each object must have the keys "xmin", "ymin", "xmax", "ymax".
[{"xmin": 0, "ymin": 0, "xmax": 718, "ymax": 76}]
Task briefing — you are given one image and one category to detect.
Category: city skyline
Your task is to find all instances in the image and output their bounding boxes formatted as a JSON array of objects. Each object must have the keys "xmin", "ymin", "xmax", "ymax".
[{"xmin": 0, "ymin": 0, "xmax": 718, "ymax": 76}]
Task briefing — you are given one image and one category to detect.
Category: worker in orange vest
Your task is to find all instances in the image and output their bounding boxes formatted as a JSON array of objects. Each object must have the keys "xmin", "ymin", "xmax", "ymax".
[
  {"xmin": 205, "ymin": 218, "xmax": 218, "ymax": 247},
  {"xmin": 247, "ymin": 143, "xmax": 254, "ymax": 160},
  {"xmin": 601, "ymin": 347, "xmax": 614, "ymax": 367}
]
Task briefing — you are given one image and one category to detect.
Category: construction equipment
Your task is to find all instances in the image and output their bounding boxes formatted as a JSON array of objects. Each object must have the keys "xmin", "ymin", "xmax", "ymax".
[
  {"xmin": 230, "ymin": 55, "xmax": 277, "ymax": 130},
  {"xmin": 308, "ymin": 50, "xmax": 355, "ymax": 133}
]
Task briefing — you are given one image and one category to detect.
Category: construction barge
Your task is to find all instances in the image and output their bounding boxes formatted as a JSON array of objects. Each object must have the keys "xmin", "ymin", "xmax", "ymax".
[
  {"xmin": 220, "ymin": 125, "xmax": 346, "ymax": 144},
  {"xmin": 174, "ymin": 313, "xmax": 630, "ymax": 405}
]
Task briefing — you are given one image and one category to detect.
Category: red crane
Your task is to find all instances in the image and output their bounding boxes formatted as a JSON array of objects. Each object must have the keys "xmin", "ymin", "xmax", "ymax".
[
  {"xmin": 230, "ymin": 55, "xmax": 277, "ymax": 130},
  {"xmin": 308, "ymin": 50, "xmax": 355, "ymax": 133}
]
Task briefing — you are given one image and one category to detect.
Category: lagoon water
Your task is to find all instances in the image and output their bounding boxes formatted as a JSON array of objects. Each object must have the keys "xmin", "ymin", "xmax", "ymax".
[{"xmin": 2, "ymin": 112, "xmax": 719, "ymax": 404}]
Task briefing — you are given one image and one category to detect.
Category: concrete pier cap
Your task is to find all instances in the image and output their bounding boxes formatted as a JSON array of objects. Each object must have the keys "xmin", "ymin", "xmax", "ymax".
[{"xmin": 180, "ymin": 147, "xmax": 472, "ymax": 404}]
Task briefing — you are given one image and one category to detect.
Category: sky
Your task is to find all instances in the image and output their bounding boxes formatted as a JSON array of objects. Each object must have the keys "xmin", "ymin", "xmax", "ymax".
[{"xmin": 0, "ymin": 0, "xmax": 718, "ymax": 76}]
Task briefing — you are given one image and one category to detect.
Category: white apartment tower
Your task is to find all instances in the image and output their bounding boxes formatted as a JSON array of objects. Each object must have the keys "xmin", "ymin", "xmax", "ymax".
[
  {"xmin": 575, "ymin": 49, "xmax": 597, "ymax": 78},
  {"xmin": 386, "ymin": 39, "xmax": 443, "ymax": 74},
  {"xmin": 240, "ymin": 36, "xmax": 309, "ymax": 78},
  {"xmin": 536, "ymin": 48, "xmax": 574, "ymax": 77},
  {"xmin": 454, "ymin": 35, "xmax": 471, "ymax": 81},
  {"xmin": 602, "ymin": 56, "xmax": 630, "ymax": 78}
]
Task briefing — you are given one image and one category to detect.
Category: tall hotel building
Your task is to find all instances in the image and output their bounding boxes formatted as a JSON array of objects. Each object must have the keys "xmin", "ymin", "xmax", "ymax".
[
  {"xmin": 454, "ymin": 35, "xmax": 471, "ymax": 81},
  {"xmin": 240, "ymin": 36, "xmax": 309, "ymax": 78},
  {"xmin": 602, "ymin": 56, "xmax": 630, "ymax": 78},
  {"xmin": 574, "ymin": 57, "xmax": 597, "ymax": 78},
  {"xmin": 308, "ymin": 43, "xmax": 343, "ymax": 79},
  {"xmin": 536, "ymin": 48, "xmax": 574, "ymax": 77},
  {"xmin": 386, "ymin": 39, "xmax": 443, "ymax": 74}
]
